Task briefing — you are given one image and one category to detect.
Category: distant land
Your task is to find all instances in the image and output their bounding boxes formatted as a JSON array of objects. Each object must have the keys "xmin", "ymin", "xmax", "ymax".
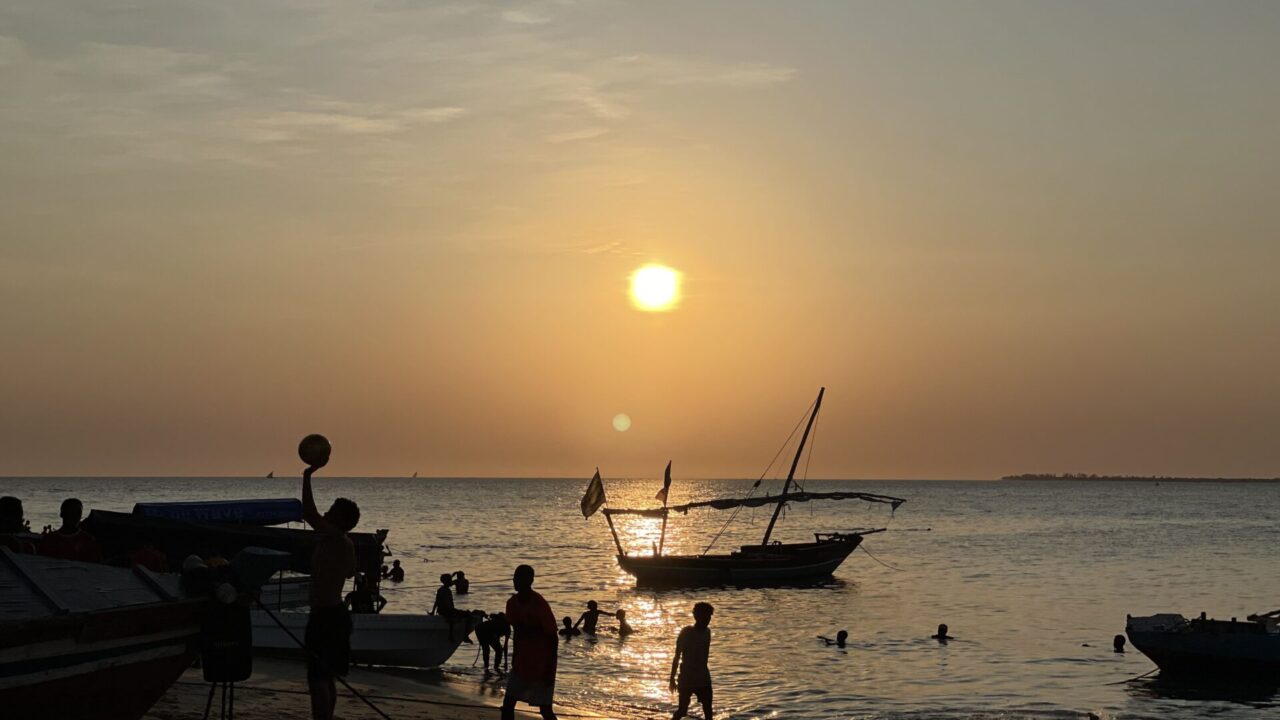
[{"xmin": 1002, "ymin": 473, "xmax": 1280, "ymax": 483}]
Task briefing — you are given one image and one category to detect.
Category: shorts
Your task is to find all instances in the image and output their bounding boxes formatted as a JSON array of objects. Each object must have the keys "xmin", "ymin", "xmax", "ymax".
[
  {"xmin": 505, "ymin": 669, "xmax": 555, "ymax": 707},
  {"xmin": 677, "ymin": 682, "xmax": 713, "ymax": 709},
  {"xmin": 305, "ymin": 606, "xmax": 353, "ymax": 679}
]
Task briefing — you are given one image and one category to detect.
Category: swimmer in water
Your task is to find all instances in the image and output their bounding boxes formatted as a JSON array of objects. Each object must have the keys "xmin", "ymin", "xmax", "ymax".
[{"xmin": 818, "ymin": 630, "xmax": 849, "ymax": 648}]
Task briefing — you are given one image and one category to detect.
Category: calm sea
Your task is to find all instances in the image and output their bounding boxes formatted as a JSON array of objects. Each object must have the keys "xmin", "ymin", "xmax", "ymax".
[{"xmin": 7, "ymin": 477, "xmax": 1280, "ymax": 719}]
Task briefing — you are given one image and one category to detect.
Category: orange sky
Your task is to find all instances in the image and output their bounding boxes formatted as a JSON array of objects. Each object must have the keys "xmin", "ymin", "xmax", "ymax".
[{"xmin": 2, "ymin": 2, "xmax": 1278, "ymax": 478}]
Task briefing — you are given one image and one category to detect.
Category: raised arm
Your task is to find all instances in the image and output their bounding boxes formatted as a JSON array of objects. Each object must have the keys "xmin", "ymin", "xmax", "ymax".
[{"xmin": 302, "ymin": 467, "xmax": 335, "ymax": 533}]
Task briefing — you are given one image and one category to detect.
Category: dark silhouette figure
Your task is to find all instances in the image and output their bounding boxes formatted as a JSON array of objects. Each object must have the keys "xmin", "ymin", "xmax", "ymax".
[
  {"xmin": 574, "ymin": 599, "xmax": 617, "ymax": 634},
  {"xmin": 344, "ymin": 573, "xmax": 387, "ymax": 614},
  {"xmin": 616, "ymin": 608, "xmax": 635, "ymax": 636},
  {"xmin": 0, "ymin": 496, "xmax": 35, "ymax": 554},
  {"xmin": 39, "ymin": 498, "xmax": 103, "ymax": 563},
  {"xmin": 476, "ymin": 611, "xmax": 511, "ymax": 672},
  {"xmin": 388, "ymin": 559, "xmax": 405, "ymax": 583},
  {"xmin": 559, "ymin": 617, "xmax": 581, "ymax": 639},
  {"xmin": 819, "ymin": 630, "xmax": 849, "ymax": 648},
  {"xmin": 1113, "ymin": 634, "xmax": 1126, "ymax": 653},
  {"xmin": 501, "ymin": 565, "xmax": 559, "ymax": 720},
  {"xmin": 379, "ymin": 564, "xmax": 389, "ymax": 579},
  {"xmin": 433, "ymin": 572, "xmax": 470, "ymax": 642},
  {"xmin": 453, "ymin": 570, "xmax": 470, "ymax": 594},
  {"xmin": 300, "ymin": 451, "xmax": 360, "ymax": 720},
  {"xmin": 931, "ymin": 624, "xmax": 954, "ymax": 643},
  {"xmin": 670, "ymin": 602, "xmax": 714, "ymax": 720}
]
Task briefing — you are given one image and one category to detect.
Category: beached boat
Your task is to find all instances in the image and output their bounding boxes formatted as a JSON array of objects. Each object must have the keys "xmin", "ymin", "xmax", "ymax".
[
  {"xmin": 597, "ymin": 388, "xmax": 906, "ymax": 587},
  {"xmin": 0, "ymin": 548, "xmax": 207, "ymax": 720},
  {"xmin": 1126, "ymin": 611, "xmax": 1280, "ymax": 680},
  {"xmin": 250, "ymin": 609, "xmax": 480, "ymax": 668}
]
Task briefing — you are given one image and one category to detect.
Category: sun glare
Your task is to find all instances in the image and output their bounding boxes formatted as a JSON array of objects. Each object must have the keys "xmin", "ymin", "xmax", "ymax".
[{"xmin": 629, "ymin": 264, "xmax": 681, "ymax": 312}]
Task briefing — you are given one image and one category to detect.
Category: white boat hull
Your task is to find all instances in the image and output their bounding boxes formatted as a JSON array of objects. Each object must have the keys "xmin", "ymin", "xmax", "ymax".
[{"xmin": 250, "ymin": 610, "xmax": 476, "ymax": 668}]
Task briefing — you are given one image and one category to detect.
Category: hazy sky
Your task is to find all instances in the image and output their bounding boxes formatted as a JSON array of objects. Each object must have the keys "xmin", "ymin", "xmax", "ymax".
[{"xmin": 2, "ymin": 1, "xmax": 1278, "ymax": 478}]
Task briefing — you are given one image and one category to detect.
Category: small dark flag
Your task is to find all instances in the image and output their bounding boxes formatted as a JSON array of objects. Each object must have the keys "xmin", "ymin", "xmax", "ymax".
[
  {"xmin": 581, "ymin": 469, "xmax": 606, "ymax": 518},
  {"xmin": 655, "ymin": 460, "xmax": 673, "ymax": 504}
]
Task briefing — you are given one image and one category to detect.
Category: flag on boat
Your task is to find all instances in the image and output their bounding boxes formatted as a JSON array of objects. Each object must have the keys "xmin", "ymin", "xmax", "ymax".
[
  {"xmin": 581, "ymin": 469, "xmax": 606, "ymax": 518},
  {"xmin": 655, "ymin": 460, "xmax": 673, "ymax": 504}
]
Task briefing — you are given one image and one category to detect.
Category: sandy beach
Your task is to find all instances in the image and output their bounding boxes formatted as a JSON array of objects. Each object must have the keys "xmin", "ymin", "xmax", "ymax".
[{"xmin": 145, "ymin": 658, "xmax": 612, "ymax": 720}]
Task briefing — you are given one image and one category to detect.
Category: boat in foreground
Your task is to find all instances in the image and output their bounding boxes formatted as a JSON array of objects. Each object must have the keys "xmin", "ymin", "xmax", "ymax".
[
  {"xmin": 1126, "ymin": 610, "xmax": 1280, "ymax": 680},
  {"xmin": 251, "ymin": 609, "xmax": 480, "ymax": 668},
  {"xmin": 0, "ymin": 548, "xmax": 206, "ymax": 720},
  {"xmin": 597, "ymin": 387, "xmax": 906, "ymax": 587}
]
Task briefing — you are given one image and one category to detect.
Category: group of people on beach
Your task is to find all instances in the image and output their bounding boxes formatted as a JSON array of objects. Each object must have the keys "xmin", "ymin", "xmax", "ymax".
[{"xmin": 298, "ymin": 456, "xmax": 720, "ymax": 720}]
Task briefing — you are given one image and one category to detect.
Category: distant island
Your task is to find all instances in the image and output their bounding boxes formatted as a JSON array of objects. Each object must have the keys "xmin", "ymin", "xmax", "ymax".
[{"xmin": 1002, "ymin": 473, "xmax": 1280, "ymax": 483}]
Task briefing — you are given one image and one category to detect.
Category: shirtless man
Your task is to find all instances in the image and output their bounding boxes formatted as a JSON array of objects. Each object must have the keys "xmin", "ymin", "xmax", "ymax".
[
  {"xmin": 302, "ymin": 459, "xmax": 360, "ymax": 720},
  {"xmin": 669, "ymin": 602, "xmax": 715, "ymax": 720}
]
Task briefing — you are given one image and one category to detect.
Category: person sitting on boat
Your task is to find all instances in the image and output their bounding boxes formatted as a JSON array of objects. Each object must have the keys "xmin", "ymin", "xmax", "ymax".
[
  {"xmin": 559, "ymin": 617, "xmax": 581, "ymax": 639},
  {"xmin": 819, "ymin": 630, "xmax": 848, "ymax": 648},
  {"xmin": 344, "ymin": 573, "xmax": 387, "ymax": 614},
  {"xmin": 38, "ymin": 498, "xmax": 103, "ymax": 563},
  {"xmin": 616, "ymin": 608, "xmax": 635, "ymax": 636},
  {"xmin": 433, "ymin": 572, "xmax": 472, "ymax": 642},
  {"xmin": 573, "ymin": 600, "xmax": 617, "ymax": 635},
  {"xmin": 476, "ymin": 611, "xmax": 511, "ymax": 672},
  {"xmin": 501, "ymin": 564, "xmax": 560, "ymax": 720},
  {"xmin": 669, "ymin": 602, "xmax": 715, "ymax": 720},
  {"xmin": 931, "ymin": 624, "xmax": 955, "ymax": 643},
  {"xmin": 388, "ymin": 559, "xmax": 405, "ymax": 583},
  {"xmin": 300, "ymin": 456, "xmax": 360, "ymax": 720},
  {"xmin": 0, "ymin": 496, "xmax": 36, "ymax": 554},
  {"xmin": 453, "ymin": 569, "xmax": 470, "ymax": 594}
]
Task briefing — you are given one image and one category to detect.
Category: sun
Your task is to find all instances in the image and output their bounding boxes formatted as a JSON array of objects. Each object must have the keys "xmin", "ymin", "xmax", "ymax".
[{"xmin": 629, "ymin": 264, "xmax": 681, "ymax": 312}]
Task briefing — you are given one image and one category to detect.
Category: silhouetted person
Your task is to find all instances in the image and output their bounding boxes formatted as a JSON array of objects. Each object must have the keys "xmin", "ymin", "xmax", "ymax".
[
  {"xmin": 932, "ymin": 624, "xmax": 954, "ymax": 643},
  {"xmin": 501, "ymin": 564, "xmax": 559, "ymax": 720},
  {"xmin": 380, "ymin": 564, "xmax": 389, "ymax": 579},
  {"xmin": 434, "ymin": 572, "xmax": 470, "ymax": 641},
  {"xmin": 0, "ymin": 496, "xmax": 35, "ymax": 554},
  {"xmin": 388, "ymin": 559, "xmax": 405, "ymax": 583},
  {"xmin": 669, "ymin": 602, "xmax": 714, "ymax": 720},
  {"xmin": 819, "ymin": 630, "xmax": 848, "ymax": 648},
  {"xmin": 39, "ymin": 498, "xmax": 102, "ymax": 563},
  {"xmin": 453, "ymin": 570, "xmax": 470, "ymax": 594},
  {"xmin": 476, "ymin": 611, "xmax": 511, "ymax": 672},
  {"xmin": 559, "ymin": 617, "xmax": 581, "ymax": 639},
  {"xmin": 574, "ymin": 599, "xmax": 616, "ymax": 634},
  {"xmin": 344, "ymin": 573, "xmax": 387, "ymax": 614},
  {"xmin": 1113, "ymin": 634, "xmax": 1126, "ymax": 653},
  {"xmin": 301, "ymin": 460, "xmax": 360, "ymax": 720},
  {"xmin": 616, "ymin": 608, "xmax": 635, "ymax": 636}
]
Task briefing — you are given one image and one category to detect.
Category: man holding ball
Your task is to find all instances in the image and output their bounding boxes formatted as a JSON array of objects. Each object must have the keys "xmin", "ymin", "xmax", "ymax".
[{"xmin": 298, "ymin": 434, "xmax": 361, "ymax": 720}]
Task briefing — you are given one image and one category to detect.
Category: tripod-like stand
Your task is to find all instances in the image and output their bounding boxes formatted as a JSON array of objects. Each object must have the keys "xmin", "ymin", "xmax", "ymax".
[{"xmin": 202, "ymin": 680, "xmax": 236, "ymax": 720}]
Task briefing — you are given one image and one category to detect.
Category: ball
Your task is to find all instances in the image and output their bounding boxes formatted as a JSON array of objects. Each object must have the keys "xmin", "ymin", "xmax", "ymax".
[{"xmin": 298, "ymin": 433, "xmax": 332, "ymax": 468}]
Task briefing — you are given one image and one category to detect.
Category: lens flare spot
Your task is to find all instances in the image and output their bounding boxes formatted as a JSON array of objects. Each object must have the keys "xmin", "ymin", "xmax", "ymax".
[
  {"xmin": 612, "ymin": 413, "xmax": 632, "ymax": 432},
  {"xmin": 629, "ymin": 264, "xmax": 681, "ymax": 312}
]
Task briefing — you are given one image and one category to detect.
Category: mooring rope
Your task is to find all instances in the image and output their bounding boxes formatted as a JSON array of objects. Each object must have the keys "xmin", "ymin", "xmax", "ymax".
[{"xmin": 858, "ymin": 543, "xmax": 903, "ymax": 571}]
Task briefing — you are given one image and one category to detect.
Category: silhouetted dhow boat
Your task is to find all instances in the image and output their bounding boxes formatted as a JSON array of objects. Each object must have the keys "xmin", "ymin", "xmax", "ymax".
[
  {"xmin": 1127, "ymin": 610, "xmax": 1280, "ymax": 680},
  {"xmin": 601, "ymin": 388, "xmax": 906, "ymax": 587},
  {"xmin": 0, "ymin": 548, "xmax": 207, "ymax": 720}
]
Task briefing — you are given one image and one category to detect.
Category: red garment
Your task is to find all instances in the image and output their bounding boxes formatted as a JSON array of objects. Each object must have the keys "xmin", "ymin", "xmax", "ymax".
[
  {"xmin": 505, "ymin": 590, "xmax": 558, "ymax": 684},
  {"xmin": 129, "ymin": 546, "xmax": 170, "ymax": 573},
  {"xmin": 39, "ymin": 528, "xmax": 103, "ymax": 563}
]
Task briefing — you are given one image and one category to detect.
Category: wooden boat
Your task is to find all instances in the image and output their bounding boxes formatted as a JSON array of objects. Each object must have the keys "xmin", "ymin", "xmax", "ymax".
[
  {"xmin": 1127, "ymin": 611, "xmax": 1280, "ymax": 680},
  {"xmin": 599, "ymin": 388, "xmax": 905, "ymax": 587},
  {"xmin": 0, "ymin": 548, "xmax": 207, "ymax": 720},
  {"xmin": 250, "ymin": 610, "xmax": 480, "ymax": 668}
]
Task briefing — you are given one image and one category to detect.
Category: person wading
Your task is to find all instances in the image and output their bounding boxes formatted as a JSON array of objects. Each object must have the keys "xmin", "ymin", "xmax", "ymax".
[
  {"xmin": 299, "ymin": 437, "xmax": 360, "ymax": 720},
  {"xmin": 501, "ymin": 564, "xmax": 559, "ymax": 720},
  {"xmin": 669, "ymin": 602, "xmax": 715, "ymax": 720}
]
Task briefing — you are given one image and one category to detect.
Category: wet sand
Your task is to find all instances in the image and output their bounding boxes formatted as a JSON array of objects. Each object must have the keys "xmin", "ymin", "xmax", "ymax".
[{"xmin": 146, "ymin": 657, "xmax": 612, "ymax": 720}]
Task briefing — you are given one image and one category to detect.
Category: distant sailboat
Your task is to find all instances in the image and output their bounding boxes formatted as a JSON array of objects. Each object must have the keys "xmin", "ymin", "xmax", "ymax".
[
  {"xmin": 412, "ymin": 471, "xmax": 418, "ymax": 478},
  {"xmin": 266, "ymin": 471, "xmax": 274, "ymax": 478}
]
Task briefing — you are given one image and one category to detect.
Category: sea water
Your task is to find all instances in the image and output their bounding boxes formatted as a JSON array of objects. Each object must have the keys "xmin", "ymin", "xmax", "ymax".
[{"xmin": 7, "ymin": 477, "xmax": 1279, "ymax": 719}]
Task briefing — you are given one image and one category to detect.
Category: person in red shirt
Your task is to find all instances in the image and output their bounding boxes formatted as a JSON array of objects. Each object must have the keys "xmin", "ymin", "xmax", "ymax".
[
  {"xmin": 501, "ymin": 564, "xmax": 559, "ymax": 720},
  {"xmin": 39, "ymin": 498, "xmax": 103, "ymax": 563},
  {"xmin": 0, "ymin": 496, "xmax": 36, "ymax": 554}
]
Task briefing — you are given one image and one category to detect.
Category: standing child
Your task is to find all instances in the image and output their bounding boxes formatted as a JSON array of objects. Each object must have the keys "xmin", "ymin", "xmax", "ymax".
[{"xmin": 669, "ymin": 602, "xmax": 714, "ymax": 720}]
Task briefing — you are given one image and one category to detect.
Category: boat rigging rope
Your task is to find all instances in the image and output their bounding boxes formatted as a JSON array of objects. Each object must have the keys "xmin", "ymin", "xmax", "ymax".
[
  {"xmin": 858, "ymin": 543, "xmax": 903, "ymax": 571},
  {"xmin": 1103, "ymin": 667, "xmax": 1158, "ymax": 685},
  {"xmin": 700, "ymin": 396, "xmax": 816, "ymax": 556},
  {"xmin": 253, "ymin": 598, "xmax": 395, "ymax": 720}
]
